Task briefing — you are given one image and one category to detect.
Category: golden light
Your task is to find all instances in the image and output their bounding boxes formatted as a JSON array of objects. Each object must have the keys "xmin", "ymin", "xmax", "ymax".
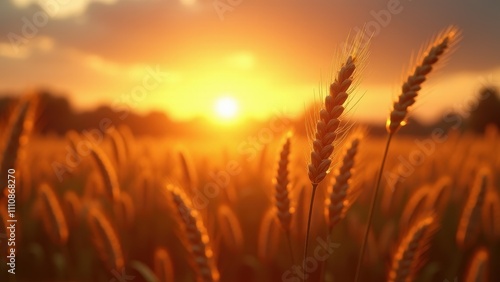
[
  {"xmin": 179, "ymin": 0, "xmax": 196, "ymax": 6},
  {"xmin": 214, "ymin": 96, "xmax": 239, "ymax": 120}
]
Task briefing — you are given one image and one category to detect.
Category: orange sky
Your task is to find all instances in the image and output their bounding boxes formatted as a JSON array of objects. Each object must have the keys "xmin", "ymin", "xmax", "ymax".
[{"xmin": 1, "ymin": 0, "xmax": 499, "ymax": 124}]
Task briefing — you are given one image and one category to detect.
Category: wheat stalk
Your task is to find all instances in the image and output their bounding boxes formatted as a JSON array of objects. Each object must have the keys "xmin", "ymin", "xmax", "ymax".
[
  {"xmin": 325, "ymin": 135, "xmax": 361, "ymax": 230},
  {"xmin": 217, "ymin": 205, "xmax": 244, "ymax": 253},
  {"xmin": 118, "ymin": 124, "xmax": 135, "ymax": 160},
  {"xmin": 178, "ymin": 149, "xmax": 198, "ymax": 193},
  {"xmin": 0, "ymin": 95, "xmax": 36, "ymax": 197},
  {"xmin": 465, "ymin": 247, "xmax": 489, "ymax": 282},
  {"xmin": 482, "ymin": 190, "xmax": 500, "ymax": 242},
  {"xmin": 62, "ymin": 190, "xmax": 82, "ymax": 228},
  {"xmin": 304, "ymin": 32, "xmax": 369, "ymax": 281},
  {"xmin": 114, "ymin": 192, "xmax": 136, "ymax": 229},
  {"xmin": 293, "ymin": 185, "xmax": 309, "ymax": 240},
  {"xmin": 90, "ymin": 145, "xmax": 120, "ymax": 202},
  {"xmin": 355, "ymin": 26, "xmax": 461, "ymax": 282},
  {"xmin": 87, "ymin": 205, "xmax": 125, "ymax": 271},
  {"xmin": 258, "ymin": 207, "xmax": 281, "ymax": 262},
  {"xmin": 166, "ymin": 184, "xmax": 219, "ymax": 282},
  {"xmin": 457, "ymin": 167, "xmax": 489, "ymax": 249},
  {"xmin": 426, "ymin": 176, "xmax": 452, "ymax": 215},
  {"xmin": 399, "ymin": 186, "xmax": 430, "ymax": 230},
  {"xmin": 154, "ymin": 247, "xmax": 175, "ymax": 282},
  {"xmin": 109, "ymin": 129, "xmax": 127, "ymax": 171},
  {"xmin": 39, "ymin": 183, "xmax": 69, "ymax": 246},
  {"xmin": 322, "ymin": 134, "xmax": 362, "ymax": 282},
  {"xmin": 388, "ymin": 216, "xmax": 436, "ymax": 282},
  {"xmin": 83, "ymin": 171, "xmax": 105, "ymax": 200}
]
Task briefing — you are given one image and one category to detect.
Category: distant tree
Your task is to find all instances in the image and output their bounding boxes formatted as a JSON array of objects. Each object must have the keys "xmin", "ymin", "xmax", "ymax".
[
  {"xmin": 467, "ymin": 86, "xmax": 500, "ymax": 134},
  {"xmin": 37, "ymin": 91, "xmax": 74, "ymax": 135}
]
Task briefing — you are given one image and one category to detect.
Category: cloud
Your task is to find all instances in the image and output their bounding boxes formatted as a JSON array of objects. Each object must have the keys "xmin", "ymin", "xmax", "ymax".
[
  {"xmin": 11, "ymin": 0, "xmax": 118, "ymax": 18},
  {"xmin": 2, "ymin": 0, "xmax": 500, "ymax": 70}
]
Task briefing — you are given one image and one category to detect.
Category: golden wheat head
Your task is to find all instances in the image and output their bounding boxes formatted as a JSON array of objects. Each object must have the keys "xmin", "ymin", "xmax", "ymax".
[
  {"xmin": 90, "ymin": 145, "xmax": 120, "ymax": 202},
  {"xmin": 39, "ymin": 183, "xmax": 69, "ymax": 246},
  {"xmin": 387, "ymin": 26, "xmax": 461, "ymax": 133},
  {"xmin": 165, "ymin": 184, "xmax": 219, "ymax": 282},
  {"xmin": 325, "ymin": 134, "xmax": 361, "ymax": 230},
  {"xmin": 274, "ymin": 134, "xmax": 294, "ymax": 231},
  {"xmin": 307, "ymin": 32, "xmax": 369, "ymax": 186},
  {"xmin": 456, "ymin": 166, "xmax": 490, "ymax": 249},
  {"xmin": 388, "ymin": 216, "xmax": 437, "ymax": 282},
  {"xmin": 87, "ymin": 205, "xmax": 125, "ymax": 271}
]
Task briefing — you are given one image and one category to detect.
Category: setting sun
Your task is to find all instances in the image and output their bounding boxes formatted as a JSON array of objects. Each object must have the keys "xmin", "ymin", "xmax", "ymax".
[{"xmin": 214, "ymin": 96, "xmax": 239, "ymax": 120}]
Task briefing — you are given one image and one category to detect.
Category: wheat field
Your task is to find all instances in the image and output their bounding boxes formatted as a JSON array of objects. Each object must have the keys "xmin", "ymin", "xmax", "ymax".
[{"xmin": 1, "ymin": 27, "xmax": 500, "ymax": 282}]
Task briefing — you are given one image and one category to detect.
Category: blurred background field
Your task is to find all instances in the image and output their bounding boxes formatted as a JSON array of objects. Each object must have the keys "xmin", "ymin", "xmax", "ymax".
[
  {"xmin": 0, "ymin": 88, "xmax": 499, "ymax": 281},
  {"xmin": 2, "ymin": 1, "xmax": 500, "ymax": 281}
]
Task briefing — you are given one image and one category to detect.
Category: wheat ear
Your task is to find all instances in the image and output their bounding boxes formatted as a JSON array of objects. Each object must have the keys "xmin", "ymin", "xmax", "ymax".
[
  {"xmin": 166, "ymin": 184, "xmax": 219, "ymax": 282},
  {"xmin": 90, "ymin": 145, "xmax": 120, "ymax": 202},
  {"xmin": 178, "ymin": 149, "xmax": 198, "ymax": 193},
  {"xmin": 275, "ymin": 134, "xmax": 293, "ymax": 231},
  {"xmin": 118, "ymin": 124, "xmax": 135, "ymax": 160},
  {"xmin": 426, "ymin": 176, "xmax": 452, "ymax": 215},
  {"xmin": 320, "ymin": 135, "xmax": 361, "ymax": 281},
  {"xmin": 39, "ymin": 183, "xmax": 69, "ymax": 246},
  {"xmin": 355, "ymin": 26, "xmax": 460, "ymax": 282},
  {"xmin": 274, "ymin": 134, "xmax": 296, "ymax": 264},
  {"xmin": 0, "ymin": 96, "xmax": 36, "ymax": 196},
  {"xmin": 258, "ymin": 208, "xmax": 281, "ymax": 262},
  {"xmin": 388, "ymin": 216, "xmax": 436, "ymax": 282},
  {"xmin": 399, "ymin": 186, "xmax": 430, "ymax": 231},
  {"xmin": 304, "ymin": 32, "xmax": 368, "ymax": 282},
  {"xmin": 456, "ymin": 167, "xmax": 489, "ymax": 249},
  {"xmin": 217, "ymin": 205, "xmax": 244, "ymax": 253},
  {"xmin": 114, "ymin": 192, "xmax": 136, "ymax": 229},
  {"xmin": 387, "ymin": 26, "xmax": 461, "ymax": 133},
  {"xmin": 62, "ymin": 190, "xmax": 82, "ymax": 228},
  {"xmin": 307, "ymin": 50, "xmax": 366, "ymax": 186},
  {"xmin": 325, "ymin": 135, "xmax": 361, "ymax": 230},
  {"xmin": 109, "ymin": 129, "xmax": 127, "ymax": 170},
  {"xmin": 87, "ymin": 205, "xmax": 125, "ymax": 271}
]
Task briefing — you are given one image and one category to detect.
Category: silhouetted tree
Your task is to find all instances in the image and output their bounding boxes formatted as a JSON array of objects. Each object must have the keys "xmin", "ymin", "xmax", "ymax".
[
  {"xmin": 37, "ymin": 91, "xmax": 74, "ymax": 135},
  {"xmin": 467, "ymin": 86, "xmax": 500, "ymax": 134}
]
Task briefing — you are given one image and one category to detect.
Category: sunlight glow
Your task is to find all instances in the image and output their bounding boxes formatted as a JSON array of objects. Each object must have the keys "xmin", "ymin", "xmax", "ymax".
[
  {"xmin": 214, "ymin": 96, "xmax": 238, "ymax": 120},
  {"xmin": 180, "ymin": 0, "xmax": 196, "ymax": 6}
]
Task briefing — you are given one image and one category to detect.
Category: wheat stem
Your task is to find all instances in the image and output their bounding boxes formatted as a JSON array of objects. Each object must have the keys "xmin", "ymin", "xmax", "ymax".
[
  {"xmin": 285, "ymin": 231, "xmax": 296, "ymax": 266},
  {"xmin": 354, "ymin": 133, "xmax": 392, "ymax": 282},
  {"xmin": 302, "ymin": 183, "xmax": 317, "ymax": 282}
]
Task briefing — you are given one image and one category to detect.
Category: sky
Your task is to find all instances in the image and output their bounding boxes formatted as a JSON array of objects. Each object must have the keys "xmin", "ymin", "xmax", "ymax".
[{"xmin": 1, "ymin": 0, "xmax": 499, "ymax": 124}]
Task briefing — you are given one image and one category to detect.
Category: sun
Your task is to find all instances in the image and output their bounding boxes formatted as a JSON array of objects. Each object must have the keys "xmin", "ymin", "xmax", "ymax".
[{"xmin": 214, "ymin": 96, "xmax": 239, "ymax": 120}]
